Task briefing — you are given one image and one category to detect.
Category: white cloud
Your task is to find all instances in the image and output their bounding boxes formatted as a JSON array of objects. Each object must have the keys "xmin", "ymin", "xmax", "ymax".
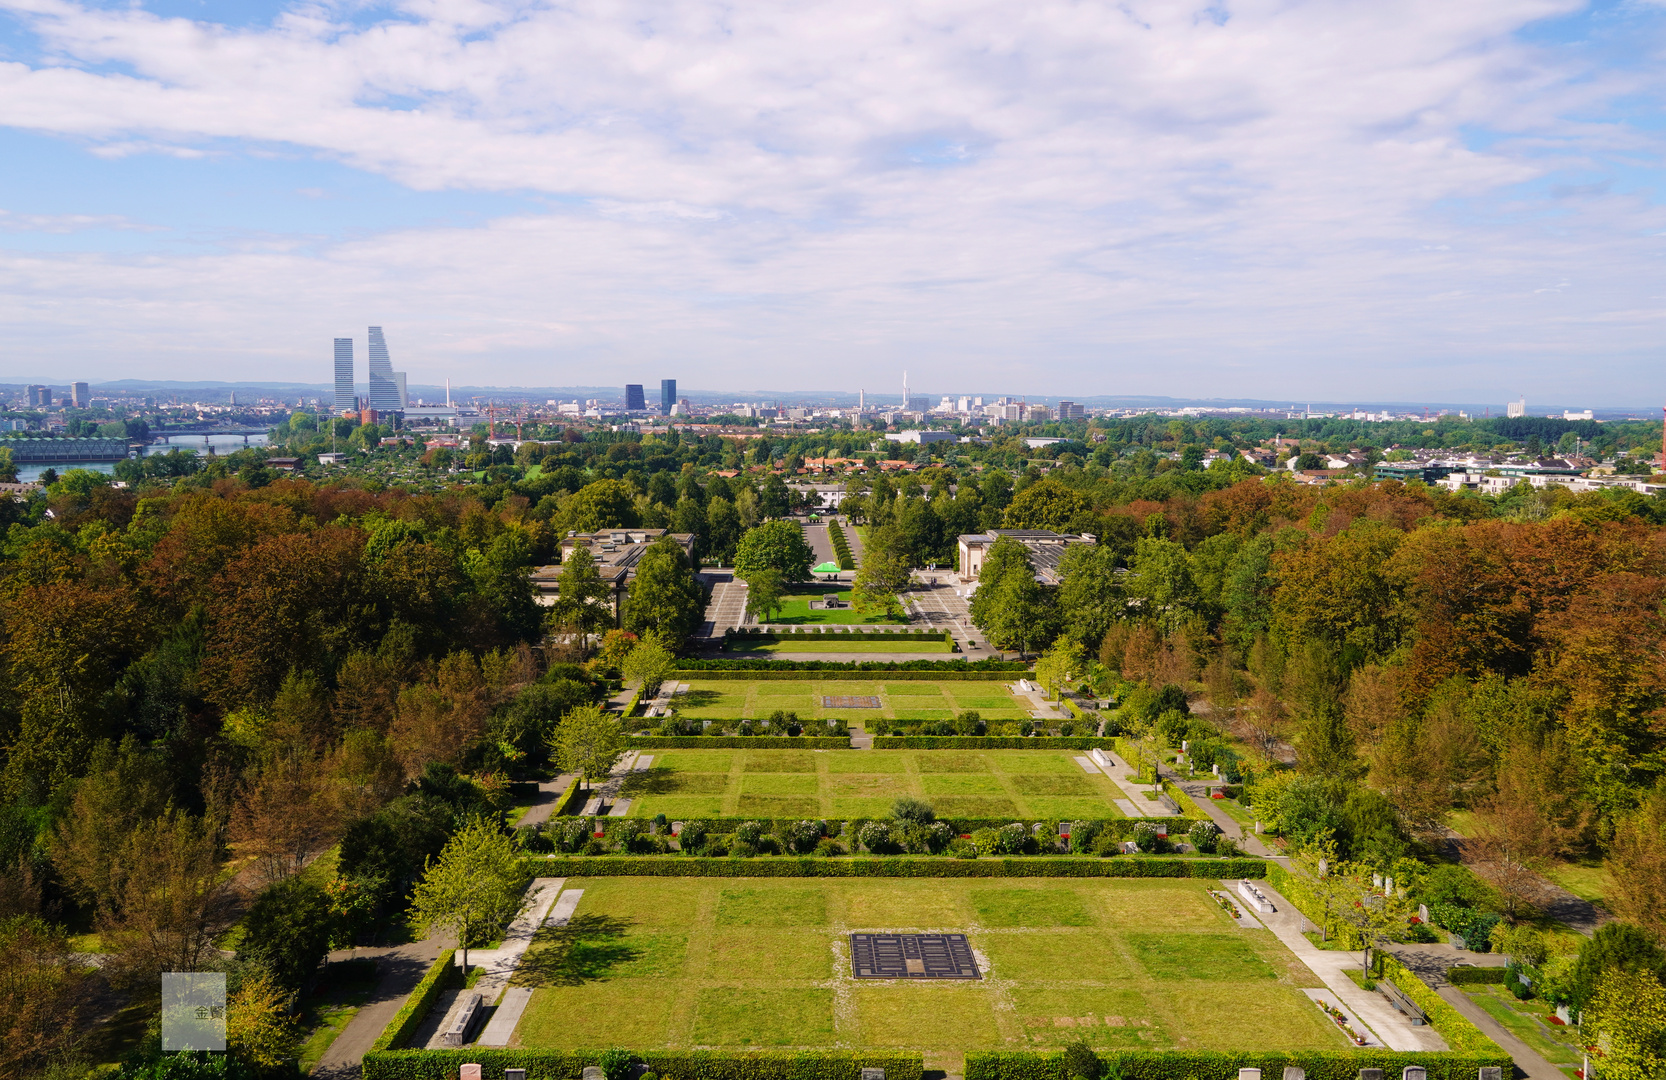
[{"xmin": 0, "ymin": 0, "xmax": 1662, "ymax": 400}]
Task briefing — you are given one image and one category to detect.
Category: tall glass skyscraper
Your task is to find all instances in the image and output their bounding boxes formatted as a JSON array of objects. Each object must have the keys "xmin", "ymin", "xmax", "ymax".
[
  {"xmin": 367, "ymin": 327, "xmax": 403, "ymax": 412},
  {"xmin": 660, "ymin": 378, "xmax": 677, "ymax": 415},
  {"xmin": 334, "ymin": 338, "xmax": 355, "ymax": 413},
  {"xmin": 625, "ymin": 384, "xmax": 645, "ymax": 411}
]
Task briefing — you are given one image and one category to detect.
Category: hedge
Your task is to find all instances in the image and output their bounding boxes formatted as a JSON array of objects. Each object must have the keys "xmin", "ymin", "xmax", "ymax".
[
  {"xmin": 626, "ymin": 736, "xmax": 851, "ymax": 748},
  {"xmin": 1377, "ymin": 953, "xmax": 1502, "ymax": 1054},
  {"xmin": 674, "ymin": 658, "xmax": 1026, "ymax": 672},
  {"xmin": 363, "ymin": 1049, "xmax": 923, "ymax": 1080},
  {"xmin": 728, "ymin": 629, "xmax": 952, "ymax": 643},
  {"xmin": 1447, "ymin": 965, "xmax": 1510, "ymax": 985},
  {"xmin": 544, "ymin": 816, "xmax": 1183, "ymax": 835},
  {"xmin": 368, "ymin": 949, "xmax": 455, "ymax": 1052},
  {"xmin": 554, "ymin": 775, "xmax": 585, "ymax": 816},
  {"xmin": 521, "ymin": 855, "xmax": 1271, "ymax": 878},
  {"xmin": 963, "ymin": 1049, "xmax": 1510, "ymax": 1080},
  {"xmin": 873, "ymin": 737, "xmax": 1118, "ymax": 749}
]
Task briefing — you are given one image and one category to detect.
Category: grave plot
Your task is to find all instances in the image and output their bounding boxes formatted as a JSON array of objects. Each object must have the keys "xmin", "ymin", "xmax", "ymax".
[{"xmin": 850, "ymin": 933, "xmax": 981, "ymax": 979}]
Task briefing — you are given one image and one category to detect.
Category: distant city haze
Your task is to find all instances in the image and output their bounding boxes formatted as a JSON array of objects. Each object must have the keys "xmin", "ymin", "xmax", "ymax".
[{"xmin": 0, "ymin": 0, "xmax": 1662, "ymax": 401}]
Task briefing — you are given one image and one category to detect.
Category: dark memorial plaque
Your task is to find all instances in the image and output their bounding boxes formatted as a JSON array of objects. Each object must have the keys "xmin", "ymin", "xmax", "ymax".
[
  {"xmin": 823, "ymin": 695, "xmax": 882, "ymax": 708},
  {"xmin": 850, "ymin": 933, "xmax": 980, "ymax": 979}
]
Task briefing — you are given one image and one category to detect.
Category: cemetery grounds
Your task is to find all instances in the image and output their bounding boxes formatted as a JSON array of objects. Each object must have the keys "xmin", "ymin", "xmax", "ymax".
[
  {"xmin": 507, "ymin": 877, "xmax": 1349, "ymax": 1068},
  {"xmin": 617, "ymin": 748, "xmax": 1135, "ymax": 821},
  {"xmin": 671, "ymin": 679, "xmax": 1032, "ymax": 725}
]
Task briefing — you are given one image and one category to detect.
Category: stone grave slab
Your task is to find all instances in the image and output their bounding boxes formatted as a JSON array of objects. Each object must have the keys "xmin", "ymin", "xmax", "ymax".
[{"xmin": 849, "ymin": 933, "xmax": 981, "ymax": 979}]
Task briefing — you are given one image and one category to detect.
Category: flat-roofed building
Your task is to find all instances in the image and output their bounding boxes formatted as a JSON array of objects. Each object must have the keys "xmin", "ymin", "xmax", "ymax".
[
  {"xmin": 531, "ymin": 529, "xmax": 697, "ymax": 622},
  {"xmin": 957, "ymin": 529, "xmax": 1096, "ymax": 585}
]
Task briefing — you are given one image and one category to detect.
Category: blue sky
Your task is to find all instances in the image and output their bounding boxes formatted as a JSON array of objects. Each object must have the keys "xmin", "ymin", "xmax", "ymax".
[{"xmin": 0, "ymin": 0, "xmax": 1663, "ymax": 403}]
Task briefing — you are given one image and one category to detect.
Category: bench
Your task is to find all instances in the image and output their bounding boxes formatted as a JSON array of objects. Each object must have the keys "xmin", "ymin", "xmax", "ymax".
[
  {"xmin": 1379, "ymin": 980, "xmax": 1429, "ymax": 1025},
  {"xmin": 439, "ymin": 992, "xmax": 483, "ymax": 1047}
]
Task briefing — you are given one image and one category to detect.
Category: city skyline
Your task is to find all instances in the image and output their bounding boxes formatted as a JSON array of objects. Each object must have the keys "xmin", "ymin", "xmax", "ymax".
[{"xmin": 0, "ymin": 1, "xmax": 1663, "ymax": 399}]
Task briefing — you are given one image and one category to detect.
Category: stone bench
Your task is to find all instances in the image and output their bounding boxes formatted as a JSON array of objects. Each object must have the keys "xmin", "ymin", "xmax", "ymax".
[{"xmin": 439, "ymin": 992, "xmax": 483, "ymax": 1047}]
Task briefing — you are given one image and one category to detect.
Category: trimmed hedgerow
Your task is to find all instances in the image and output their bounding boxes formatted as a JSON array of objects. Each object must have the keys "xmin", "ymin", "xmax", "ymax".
[
  {"xmin": 675, "ymin": 658, "xmax": 1024, "ymax": 673},
  {"xmin": 1446, "ymin": 965, "xmax": 1510, "ymax": 985},
  {"xmin": 872, "ymin": 737, "xmax": 1118, "ymax": 749},
  {"xmin": 363, "ymin": 1049, "xmax": 924, "ymax": 1080},
  {"xmin": 626, "ymin": 736, "xmax": 851, "ymax": 748},
  {"xmin": 368, "ymin": 950, "xmax": 455, "ymax": 1052},
  {"xmin": 963, "ymin": 1049, "xmax": 1509, "ymax": 1080},
  {"xmin": 1377, "ymin": 953, "xmax": 1502, "ymax": 1054},
  {"xmin": 518, "ymin": 855, "xmax": 1271, "ymax": 878}
]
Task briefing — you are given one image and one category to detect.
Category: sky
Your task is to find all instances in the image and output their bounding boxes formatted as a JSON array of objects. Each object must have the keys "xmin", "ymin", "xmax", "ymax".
[{"xmin": 0, "ymin": 0, "xmax": 1664, "ymax": 403}]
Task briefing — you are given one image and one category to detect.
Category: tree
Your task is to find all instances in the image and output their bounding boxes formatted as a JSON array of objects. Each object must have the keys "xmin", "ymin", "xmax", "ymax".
[
  {"xmin": 851, "ymin": 524, "xmax": 913, "ymax": 621},
  {"xmin": 733, "ymin": 520, "xmax": 815, "ymax": 581},
  {"xmin": 389, "ymin": 651, "xmax": 490, "ymax": 777},
  {"xmin": 239, "ymin": 877, "xmax": 334, "ymax": 993},
  {"xmin": 970, "ymin": 537, "xmax": 1056, "ymax": 657},
  {"xmin": 0, "ymin": 448, "xmax": 15, "ymax": 484},
  {"xmin": 549, "ymin": 544, "xmax": 614, "ymax": 650},
  {"xmin": 1329, "ymin": 867, "xmax": 1416, "ymax": 972},
  {"xmin": 550, "ymin": 703, "xmax": 626, "ymax": 790},
  {"xmin": 408, "ymin": 815, "xmax": 529, "ymax": 972},
  {"xmin": 1583, "ymin": 968, "xmax": 1666, "ymax": 1080},
  {"xmin": 741, "ymin": 568, "xmax": 787, "ymax": 624},
  {"xmin": 1470, "ymin": 736, "xmax": 1591, "ymax": 920},
  {"xmin": 229, "ymin": 752, "xmax": 341, "ymax": 884},
  {"xmin": 555, "ymin": 480, "xmax": 639, "ymax": 533},
  {"xmin": 1123, "ymin": 536, "xmax": 1199, "ymax": 634},
  {"xmin": 1002, "ymin": 478, "xmax": 1091, "ymax": 531},
  {"xmin": 620, "ymin": 537, "xmax": 705, "ymax": 648},
  {"xmin": 620, "ymin": 637, "xmax": 675, "ymax": 697},
  {"xmin": 100, "ymin": 811, "xmax": 239, "ymax": 990},
  {"xmin": 1609, "ymin": 788, "xmax": 1666, "ymax": 944},
  {"xmin": 0, "ymin": 915, "xmax": 85, "ymax": 1078},
  {"xmin": 227, "ymin": 966, "xmax": 302, "ymax": 1076},
  {"xmin": 1287, "ymin": 833, "xmax": 1348, "ymax": 941},
  {"xmin": 1057, "ymin": 543, "xmax": 1124, "ymax": 651},
  {"xmin": 1034, "ymin": 639, "xmax": 1087, "ymax": 701}
]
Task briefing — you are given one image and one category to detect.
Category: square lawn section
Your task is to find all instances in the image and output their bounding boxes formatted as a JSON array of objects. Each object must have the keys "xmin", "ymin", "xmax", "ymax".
[
  {"xmin": 511, "ymin": 878, "xmax": 1345, "ymax": 1060},
  {"xmin": 673, "ymin": 680, "xmax": 1031, "ymax": 722},
  {"xmin": 621, "ymin": 748, "xmax": 1132, "ymax": 820}
]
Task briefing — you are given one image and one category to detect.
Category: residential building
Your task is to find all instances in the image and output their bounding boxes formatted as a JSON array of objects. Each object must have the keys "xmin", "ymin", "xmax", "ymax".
[
  {"xmin": 661, "ymin": 379, "xmax": 677, "ymax": 415},
  {"xmin": 884, "ymin": 430, "xmax": 955, "ymax": 445},
  {"xmin": 531, "ymin": 530, "xmax": 697, "ymax": 623},
  {"xmin": 1056, "ymin": 400, "xmax": 1085, "ymax": 420},
  {"xmin": 625, "ymin": 384, "xmax": 646, "ymax": 411},
  {"xmin": 333, "ymin": 338, "xmax": 355, "ymax": 413},
  {"xmin": 367, "ymin": 326, "xmax": 405, "ymax": 413},
  {"xmin": 26, "ymin": 386, "xmax": 50, "ymax": 407},
  {"xmin": 71, "ymin": 382, "xmax": 90, "ymax": 407},
  {"xmin": 956, "ymin": 529, "xmax": 1096, "ymax": 586}
]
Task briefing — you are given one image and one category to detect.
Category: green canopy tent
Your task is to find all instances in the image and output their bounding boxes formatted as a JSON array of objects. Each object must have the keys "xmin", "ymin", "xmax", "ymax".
[{"xmin": 813, "ymin": 561, "xmax": 842, "ymax": 580}]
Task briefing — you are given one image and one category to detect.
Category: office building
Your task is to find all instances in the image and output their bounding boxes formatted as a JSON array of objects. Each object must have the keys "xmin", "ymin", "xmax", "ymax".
[
  {"xmin": 367, "ymin": 326, "xmax": 405, "ymax": 413},
  {"xmin": 27, "ymin": 386, "xmax": 50, "ymax": 407},
  {"xmin": 334, "ymin": 338, "xmax": 355, "ymax": 413},
  {"xmin": 626, "ymin": 384, "xmax": 646, "ymax": 411},
  {"xmin": 661, "ymin": 379, "xmax": 677, "ymax": 415},
  {"xmin": 1057, "ymin": 400, "xmax": 1085, "ymax": 419},
  {"xmin": 394, "ymin": 372, "xmax": 408, "ymax": 410},
  {"xmin": 71, "ymin": 382, "xmax": 90, "ymax": 407}
]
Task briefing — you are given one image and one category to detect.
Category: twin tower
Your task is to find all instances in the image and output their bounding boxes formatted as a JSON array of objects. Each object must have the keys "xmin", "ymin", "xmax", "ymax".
[{"xmin": 333, "ymin": 327, "xmax": 407, "ymax": 415}]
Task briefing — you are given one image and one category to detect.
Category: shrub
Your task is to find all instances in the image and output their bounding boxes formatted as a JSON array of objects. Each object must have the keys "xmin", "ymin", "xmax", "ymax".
[
  {"xmin": 239, "ymin": 877, "xmax": 334, "ymax": 994},
  {"xmin": 858, "ymin": 820, "xmax": 897, "ymax": 854},
  {"xmin": 1187, "ymin": 821, "xmax": 1220, "ymax": 854},
  {"xmin": 995, "ymin": 823, "xmax": 1028, "ymax": 855},
  {"xmin": 1131, "ymin": 822, "xmax": 1162, "ymax": 854},
  {"xmin": 679, "ymin": 820, "xmax": 710, "ymax": 853},
  {"xmin": 599, "ymin": 1047, "xmax": 633, "ymax": 1080},
  {"xmin": 950, "ymin": 837, "xmax": 979, "ymax": 859},
  {"xmin": 784, "ymin": 820, "xmax": 825, "ymax": 854},
  {"xmin": 892, "ymin": 797, "xmax": 936, "ymax": 825},
  {"xmin": 897, "ymin": 821, "xmax": 953, "ymax": 855},
  {"xmin": 517, "ymin": 855, "xmax": 1272, "ymax": 879},
  {"xmin": 815, "ymin": 837, "xmax": 847, "ymax": 857},
  {"xmin": 1062, "ymin": 1041, "xmax": 1102, "ymax": 1080},
  {"xmin": 734, "ymin": 821, "xmax": 765, "ymax": 845},
  {"xmin": 369, "ymin": 949, "xmax": 456, "ymax": 1051}
]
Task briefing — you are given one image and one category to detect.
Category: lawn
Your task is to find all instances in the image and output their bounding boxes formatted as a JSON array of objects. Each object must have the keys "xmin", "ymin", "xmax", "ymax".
[
  {"xmin": 619, "ymin": 747, "xmax": 1133, "ymax": 820},
  {"xmin": 1462, "ymin": 985, "xmax": 1583, "ymax": 1069},
  {"xmin": 510, "ymin": 877, "xmax": 1343, "ymax": 1064},
  {"xmin": 729, "ymin": 639, "xmax": 955, "ymax": 654},
  {"xmin": 674, "ymin": 680, "xmax": 1031, "ymax": 724},
  {"xmin": 1543, "ymin": 860, "xmax": 1611, "ymax": 905},
  {"xmin": 763, "ymin": 586, "xmax": 899, "ymax": 625}
]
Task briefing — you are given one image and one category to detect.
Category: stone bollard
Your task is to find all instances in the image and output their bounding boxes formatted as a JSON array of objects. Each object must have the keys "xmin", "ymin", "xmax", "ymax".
[
  {"xmin": 1403, "ymin": 1069, "xmax": 1427, "ymax": 1080},
  {"xmin": 1284, "ymin": 1069, "xmax": 1305, "ymax": 1080},
  {"xmin": 461, "ymin": 1067, "xmax": 482, "ymax": 1080}
]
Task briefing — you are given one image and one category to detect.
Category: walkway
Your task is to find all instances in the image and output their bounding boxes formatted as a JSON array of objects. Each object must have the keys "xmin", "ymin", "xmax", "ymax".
[
  {"xmin": 518, "ymin": 772, "xmax": 578, "ymax": 828},
  {"xmin": 1082, "ymin": 748, "xmax": 1179, "ymax": 817},
  {"xmin": 1250, "ymin": 879, "xmax": 1447, "ymax": 1052},
  {"xmin": 1434, "ymin": 986, "xmax": 1567, "ymax": 1080},
  {"xmin": 309, "ymin": 937, "xmax": 449, "ymax": 1080},
  {"xmin": 1175, "ymin": 777, "xmax": 1275, "ymax": 857},
  {"xmin": 698, "ymin": 570, "xmax": 745, "ymax": 642}
]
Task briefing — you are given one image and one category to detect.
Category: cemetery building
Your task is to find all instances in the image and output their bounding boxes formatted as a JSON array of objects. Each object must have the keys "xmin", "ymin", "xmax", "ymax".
[
  {"xmin": 956, "ymin": 529, "xmax": 1096, "ymax": 585},
  {"xmin": 530, "ymin": 529, "xmax": 697, "ymax": 622}
]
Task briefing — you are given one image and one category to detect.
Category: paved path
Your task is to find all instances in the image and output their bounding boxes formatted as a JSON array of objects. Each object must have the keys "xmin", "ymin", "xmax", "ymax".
[
  {"xmin": 1175, "ymin": 777, "xmax": 1276, "ymax": 857},
  {"xmin": 803, "ymin": 522, "xmax": 839, "ymax": 568},
  {"xmin": 1436, "ymin": 985, "xmax": 1568, "ymax": 1080},
  {"xmin": 1251, "ymin": 879, "xmax": 1447, "ymax": 1052},
  {"xmin": 699, "ymin": 570, "xmax": 747, "ymax": 639},
  {"xmin": 518, "ymin": 772, "xmax": 578, "ymax": 828},
  {"xmin": 310, "ymin": 937, "xmax": 448, "ymax": 1080},
  {"xmin": 848, "ymin": 722, "xmax": 874, "ymax": 749},
  {"xmin": 1083, "ymin": 749, "xmax": 1180, "ymax": 816}
]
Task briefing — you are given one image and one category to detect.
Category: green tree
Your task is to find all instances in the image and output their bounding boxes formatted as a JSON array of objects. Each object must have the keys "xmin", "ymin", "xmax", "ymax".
[
  {"xmin": 1002, "ymin": 478, "xmax": 1091, "ymax": 531},
  {"xmin": 1583, "ymin": 968, "xmax": 1666, "ymax": 1080},
  {"xmin": 621, "ymin": 537, "xmax": 705, "ymax": 647},
  {"xmin": 1034, "ymin": 639, "xmax": 1087, "ymax": 701},
  {"xmin": 549, "ymin": 544, "xmax": 614, "ymax": 649},
  {"xmin": 239, "ymin": 877, "xmax": 334, "ymax": 993},
  {"xmin": 0, "ymin": 447, "xmax": 15, "ymax": 484},
  {"xmin": 970, "ymin": 536, "xmax": 1056, "ymax": 658},
  {"xmin": 851, "ymin": 524, "xmax": 913, "ymax": 621},
  {"xmin": 741, "ymin": 568, "xmax": 787, "ymax": 623},
  {"xmin": 556, "ymin": 480, "xmax": 640, "ymax": 533},
  {"xmin": 1124, "ymin": 536, "xmax": 1199, "ymax": 634},
  {"xmin": 1057, "ymin": 542, "xmax": 1124, "ymax": 650},
  {"xmin": 620, "ymin": 637, "xmax": 675, "ymax": 696},
  {"xmin": 550, "ymin": 703, "xmax": 627, "ymax": 792},
  {"xmin": 408, "ymin": 815, "xmax": 529, "ymax": 971},
  {"xmin": 733, "ymin": 520, "xmax": 815, "ymax": 581}
]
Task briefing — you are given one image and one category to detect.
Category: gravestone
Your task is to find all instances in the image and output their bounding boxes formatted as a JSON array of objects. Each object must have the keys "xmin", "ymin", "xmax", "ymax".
[
  {"xmin": 1283, "ymin": 1069, "xmax": 1305, "ymax": 1080},
  {"xmin": 1359, "ymin": 1070, "xmax": 1383, "ymax": 1080},
  {"xmin": 1373, "ymin": 874, "xmax": 1383, "ymax": 888},
  {"xmin": 460, "ymin": 1067, "xmax": 481, "ymax": 1080},
  {"xmin": 1402, "ymin": 1069, "xmax": 1427, "ymax": 1080},
  {"xmin": 671, "ymin": 821, "xmax": 684, "ymax": 836},
  {"xmin": 506, "ymin": 1071, "xmax": 527, "ymax": 1080},
  {"xmin": 1478, "ymin": 1070, "xmax": 1503, "ymax": 1080},
  {"xmin": 583, "ymin": 1068, "xmax": 604, "ymax": 1080},
  {"xmin": 1419, "ymin": 903, "xmax": 1430, "ymax": 923},
  {"xmin": 861, "ymin": 1070, "xmax": 886, "ymax": 1080},
  {"xmin": 702, "ymin": 720, "xmax": 713, "ymax": 731},
  {"xmin": 1238, "ymin": 1070, "xmax": 1261, "ymax": 1080},
  {"xmin": 649, "ymin": 821, "xmax": 658, "ymax": 835},
  {"xmin": 1213, "ymin": 764, "xmax": 1220, "ymax": 776}
]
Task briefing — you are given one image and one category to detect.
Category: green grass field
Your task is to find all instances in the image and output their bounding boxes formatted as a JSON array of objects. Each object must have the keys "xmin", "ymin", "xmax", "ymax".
[
  {"xmin": 510, "ymin": 877, "xmax": 1342, "ymax": 1066},
  {"xmin": 618, "ymin": 748, "xmax": 1130, "ymax": 820},
  {"xmin": 675, "ymin": 680, "xmax": 1030, "ymax": 724},
  {"xmin": 728, "ymin": 639, "xmax": 955, "ymax": 654},
  {"xmin": 763, "ymin": 586, "xmax": 896, "ymax": 625}
]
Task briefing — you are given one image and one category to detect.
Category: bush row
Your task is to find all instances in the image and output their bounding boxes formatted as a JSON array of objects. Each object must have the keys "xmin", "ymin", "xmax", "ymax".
[
  {"xmin": 727, "ymin": 627, "xmax": 951, "ymax": 641},
  {"xmin": 625, "ymin": 736, "xmax": 851, "ymax": 748},
  {"xmin": 673, "ymin": 659, "xmax": 1025, "ymax": 674},
  {"xmin": 554, "ymin": 775, "xmax": 585, "ymax": 816},
  {"xmin": 520, "ymin": 855, "xmax": 1271, "ymax": 878},
  {"xmin": 369, "ymin": 949, "xmax": 455, "ymax": 1052},
  {"xmin": 964, "ymin": 1049, "xmax": 1511, "ymax": 1080},
  {"xmin": 825, "ymin": 519, "xmax": 856, "ymax": 571},
  {"xmin": 872, "ymin": 736, "xmax": 1119, "ymax": 749},
  {"xmin": 364, "ymin": 1049, "xmax": 923, "ymax": 1080},
  {"xmin": 1446, "ymin": 966, "xmax": 1510, "ymax": 985},
  {"xmin": 1377, "ymin": 953, "xmax": 1502, "ymax": 1054}
]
